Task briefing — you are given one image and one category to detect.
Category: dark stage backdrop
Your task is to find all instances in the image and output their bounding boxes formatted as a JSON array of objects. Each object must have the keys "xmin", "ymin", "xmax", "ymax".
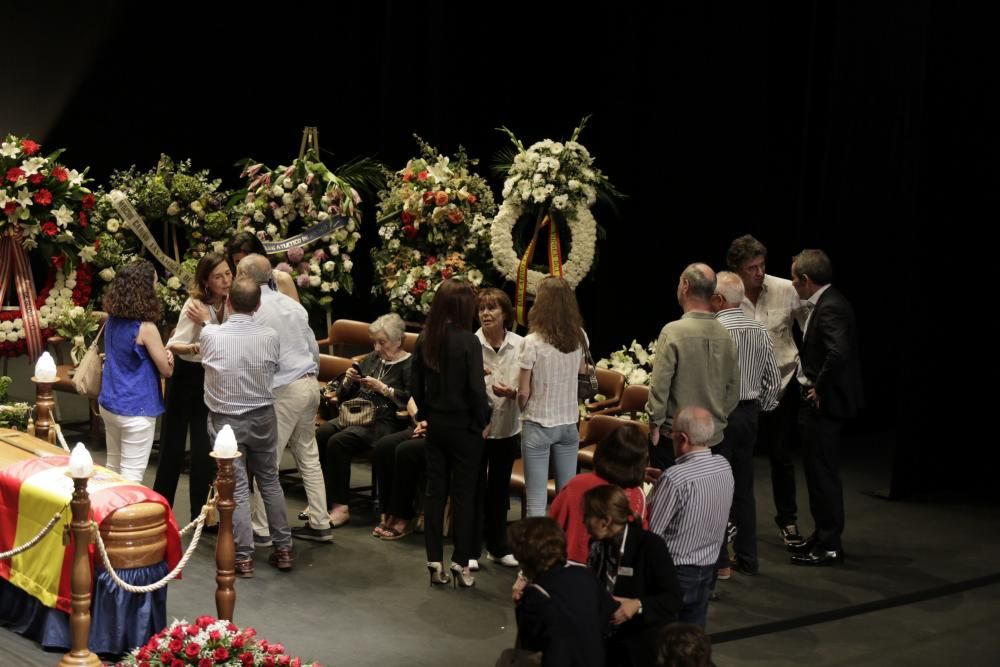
[{"xmin": 5, "ymin": 2, "xmax": 992, "ymax": 495}]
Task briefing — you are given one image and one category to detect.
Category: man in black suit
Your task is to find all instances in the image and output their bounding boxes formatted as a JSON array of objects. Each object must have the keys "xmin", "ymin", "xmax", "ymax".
[{"xmin": 788, "ymin": 249, "xmax": 863, "ymax": 566}]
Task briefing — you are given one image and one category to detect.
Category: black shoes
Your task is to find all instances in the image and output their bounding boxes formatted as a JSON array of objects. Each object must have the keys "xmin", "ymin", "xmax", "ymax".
[
  {"xmin": 790, "ymin": 548, "xmax": 845, "ymax": 566},
  {"xmin": 733, "ymin": 558, "xmax": 759, "ymax": 576},
  {"xmin": 786, "ymin": 536, "xmax": 818, "ymax": 555},
  {"xmin": 779, "ymin": 524, "xmax": 806, "ymax": 547},
  {"xmin": 291, "ymin": 525, "xmax": 334, "ymax": 543}
]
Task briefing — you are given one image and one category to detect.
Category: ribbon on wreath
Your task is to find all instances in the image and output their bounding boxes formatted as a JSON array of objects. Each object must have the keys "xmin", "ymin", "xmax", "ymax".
[
  {"xmin": 0, "ymin": 229, "xmax": 44, "ymax": 360},
  {"xmin": 514, "ymin": 212, "xmax": 564, "ymax": 326},
  {"xmin": 108, "ymin": 190, "xmax": 193, "ymax": 285}
]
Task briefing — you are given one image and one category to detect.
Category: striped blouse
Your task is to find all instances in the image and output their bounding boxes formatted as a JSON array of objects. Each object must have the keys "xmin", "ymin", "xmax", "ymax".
[
  {"xmin": 716, "ymin": 308, "xmax": 782, "ymax": 411},
  {"xmin": 519, "ymin": 332, "xmax": 586, "ymax": 428}
]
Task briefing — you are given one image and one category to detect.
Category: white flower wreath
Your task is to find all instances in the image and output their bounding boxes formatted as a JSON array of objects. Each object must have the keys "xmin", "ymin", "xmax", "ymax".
[{"xmin": 490, "ymin": 200, "xmax": 596, "ymax": 294}]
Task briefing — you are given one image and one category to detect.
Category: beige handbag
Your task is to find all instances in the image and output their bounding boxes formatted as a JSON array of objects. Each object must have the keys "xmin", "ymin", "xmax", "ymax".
[
  {"xmin": 338, "ymin": 396, "xmax": 375, "ymax": 427},
  {"xmin": 72, "ymin": 322, "xmax": 106, "ymax": 398}
]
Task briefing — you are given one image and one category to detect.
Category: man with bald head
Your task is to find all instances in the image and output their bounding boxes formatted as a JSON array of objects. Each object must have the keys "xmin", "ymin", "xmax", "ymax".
[
  {"xmin": 710, "ymin": 271, "xmax": 781, "ymax": 576},
  {"xmin": 648, "ymin": 406, "xmax": 734, "ymax": 628},
  {"xmin": 646, "ymin": 263, "xmax": 741, "ymax": 469}
]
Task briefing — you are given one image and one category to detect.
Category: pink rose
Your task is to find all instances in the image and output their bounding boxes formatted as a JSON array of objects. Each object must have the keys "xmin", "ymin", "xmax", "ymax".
[{"xmin": 287, "ymin": 246, "xmax": 305, "ymax": 263}]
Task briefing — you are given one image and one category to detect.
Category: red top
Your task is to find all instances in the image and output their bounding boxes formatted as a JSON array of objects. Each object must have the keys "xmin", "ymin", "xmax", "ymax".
[{"xmin": 549, "ymin": 472, "xmax": 648, "ymax": 564}]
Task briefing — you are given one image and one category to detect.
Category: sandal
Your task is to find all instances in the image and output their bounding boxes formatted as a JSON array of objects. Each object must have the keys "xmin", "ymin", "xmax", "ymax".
[
  {"xmin": 371, "ymin": 522, "xmax": 390, "ymax": 538},
  {"xmin": 379, "ymin": 524, "xmax": 412, "ymax": 541}
]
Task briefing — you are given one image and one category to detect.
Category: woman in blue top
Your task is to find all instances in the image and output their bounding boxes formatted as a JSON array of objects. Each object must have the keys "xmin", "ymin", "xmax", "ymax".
[{"xmin": 98, "ymin": 261, "xmax": 174, "ymax": 483}]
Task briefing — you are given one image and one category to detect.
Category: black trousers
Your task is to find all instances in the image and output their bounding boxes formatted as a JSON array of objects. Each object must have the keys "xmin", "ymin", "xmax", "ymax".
[
  {"xmin": 424, "ymin": 414, "xmax": 485, "ymax": 567},
  {"xmin": 317, "ymin": 417, "xmax": 397, "ymax": 508},
  {"xmin": 799, "ymin": 402, "xmax": 845, "ymax": 549},
  {"xmin": 477, "ymin": 434, "xmax": 520, "ymax": 558},
  {"xmin": 153, "ymin": 357, "xmax": 214, "ymax": 523},
  {"xmin": 759, "ymin": 384, "xmax": 800, "ymax": 527},
  {"xmin": 713, "ymin": 401, "xmax": 759, "ymax": 567},
  {"xmin": 372, "ymin": 427, "xmax": 426, "ymax": 520}
]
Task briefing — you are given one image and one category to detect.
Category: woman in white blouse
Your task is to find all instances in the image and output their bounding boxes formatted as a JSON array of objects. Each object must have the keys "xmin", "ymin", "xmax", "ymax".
[
  {"xmin": 153, "ymin": 252, "xmax": 231, "ymax": 522},
  {"xmin": 517, "ymin": 277, "xmax": 588, "ymax": 517}
]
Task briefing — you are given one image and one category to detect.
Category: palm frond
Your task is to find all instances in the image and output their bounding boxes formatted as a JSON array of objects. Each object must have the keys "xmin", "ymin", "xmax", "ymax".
[
  {"xmin": 491, "ymin": 145, "xmax": 519, "ymax": 178},
  {"xmin": 332, "ymin": 156, "xmax": 386, "ymax": 199}
]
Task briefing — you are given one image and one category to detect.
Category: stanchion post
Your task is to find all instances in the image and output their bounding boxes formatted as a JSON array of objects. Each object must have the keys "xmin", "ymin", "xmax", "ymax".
[
  {"xmin": 58, "ymin": 474, "xmax": 101, "ymax": 667},
  {"xmin": 210, "ymin": 451, "xmax": 240, "ymax": 621},
  {"xmin": 31, "ymin": 376, "xmax": 56, "ymax": 443}
]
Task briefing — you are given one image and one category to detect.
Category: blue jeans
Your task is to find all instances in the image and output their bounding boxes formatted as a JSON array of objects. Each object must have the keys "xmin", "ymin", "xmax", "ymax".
[
  {"xmin": 675, "ymin": 564, "xmax": 716, "ymax": 628},
  {"xmin": 521, "ymin": 421, "xmax": 579, "ymax": 517}
]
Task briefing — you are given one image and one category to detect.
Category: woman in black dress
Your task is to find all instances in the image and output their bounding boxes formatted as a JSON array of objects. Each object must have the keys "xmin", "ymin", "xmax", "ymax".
[{"xmin": 410, "ymin": 279, "xmax": 491, "ymax": 587}]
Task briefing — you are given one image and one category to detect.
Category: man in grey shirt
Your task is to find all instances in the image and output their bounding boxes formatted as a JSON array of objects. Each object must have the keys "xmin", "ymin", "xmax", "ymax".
[{"xmin": 646, "ymin": 263, "xmax": 741, "ymax": 469}]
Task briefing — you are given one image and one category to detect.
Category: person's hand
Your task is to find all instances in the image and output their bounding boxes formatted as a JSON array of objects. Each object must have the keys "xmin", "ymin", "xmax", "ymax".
[
  {"xmin": 164, "ymin": 350, "xmax": 174, "ymax": 367},
  {"xmin": 644, "ymin": 466, "xmax": 663, "ymax": 484},
  {"xmin": 611, "ymin": 597, "xmax": 641, "ymax": 625},
  {"xmin": 188, "ymin": 342, "xmax": 200, "ymax": 356},
  {"xmin": 413, "ymin": 420, "xmax": 428, "ymax": 438},
  {"xmin": 649, "ymin": 428, "xmax": 660, "ymax": 447},
  {"xmin": 806, "ymin": 387, "xmax": 821, "ymax": 409},
  {"xmin": 512, "ymin": 573, "xmax": 528, "ymax": 603},
  {"xmin": 484, "ymin": 365, "xmax": 493, "ymax": 376},
  {"xmin": 482, "ymin": 423, "xmax": 492, "ymax": 439},
  {"xmin": 492, "ymin": 382, "xmax": 517, "ymax": 399},
  {"xmin": 344, "ymin": 366, "xmax": 361, "ymax": 384},
  {"xmin": 185, "ymin": 301, "xmax": 209, "ymax": 325}
]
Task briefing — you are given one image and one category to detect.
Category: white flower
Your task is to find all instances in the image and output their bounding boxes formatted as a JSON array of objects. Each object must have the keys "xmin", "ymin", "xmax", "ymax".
[
  {"xmin": 271, "ymin": 185, "xmax": 284, "ymax": 197},
  {"xmin": 166, "ymin": 202, "xmax": 181, "ymax": 216},
  {"xmin": 99, "ymin": 268, "xmax": 116, "ymax": 282},
  {"xmin": 309, "ymin": 275, "xmax": 321, "ymax": 287},
  {"xmin": 388, "ymin": 239, "xmax": 400, "ymax": 250},
  {"xmin": 0, "ymin": 141, "xmax": 19, "ymax": 157},
  {"xmin": 467, "ymin": 269, "xmax": 484, "ymax": 286},
  {"xmin": 427, "ymin": 156, "xmax": 453, "ymax": 183},
  {"xmin": 334, "ymin": 229, "xmax": 348, "ymax": 242},
  {"xmin": 253, "ymin": 210, "xmax": 265, "ymax": 223},
  {"xmin": 16, "ymin": 188, "xmax": 32, "ymax": 208},
  {"xmin": 330, "ymin": 281, "xmax": 339, "ymax": 292},
  {"xmin": 0, "ymin": 322, "xmax": 13, "ymax": 332},
  {"xmin": 53, "ymin": 205, "xmax": 74, "ymax": 227},
  {"xmin": 106, "ymin": 218, "xmax": 120, "ymax": 233},
  {"xmin": 297, "ymin": 183, "xmax": 308, "ymax": 194},
  {"xmin": 67, "ymin": 169, "xmax": 84, "ymax": 186},
  {"xmin": 342, "ymin": 258, "xmax": 353, "ymax": 272},
  {"xmin": 320, "ymin": 282, "xmax": 332, "ymax": 293},
  {"xmin": 531, "ymin": 188, "xmax": 548, "ymax": 203},
  {"xmin": 403, "ymin": 294, "xmax": 415, "ymax": 306},
  {"xmin": 59, "ymin": 287, "xmax": 73, "ymax": 298},
  {"xmin": 166, "ymin": 276, "xmax": 182, "ymax": 290},
  {"xmin": 282, "ymin": 178, "xmax": 293, "ymax": 188},
  {"xmin": 16, "ymin": 330, "xmax": 25, "ymax": 340},
  {"xmin": 266, "ymin": 224, "xmax": 278, "ymax": 236},
  {"xmin": 328, "ymin": 244, "xmax": 340, "ymax": 256},
  {"xmin": 282, "ymin": 193, "xmax": 294, "ymax": 205},
  {"xmin": 552, "ymin": 194, "xmax": 569, "ymax": 210},
  {"xmin": 323, "ymin": 261, "xmax": 335, "ymax": 272},
  {"xmin": 5, "ymin": 333, "xmax": 16, "ymax": 343},
  {"xmin": 20, "ymin": 157, "xmax": 45, "ymax": 176}
]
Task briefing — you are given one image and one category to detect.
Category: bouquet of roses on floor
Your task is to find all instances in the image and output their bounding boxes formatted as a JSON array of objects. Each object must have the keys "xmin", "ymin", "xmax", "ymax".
[
  {"xmin": 116, "ymin": 615, "xmax": 322, "ymax": 667},
  {"xmin": 372, "ymin": 137, "xmax": 496, "ymax": 319}
]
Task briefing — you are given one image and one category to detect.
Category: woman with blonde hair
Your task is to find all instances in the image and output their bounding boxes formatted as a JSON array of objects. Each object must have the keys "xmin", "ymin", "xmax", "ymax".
[{"xmin": 518, "ymin": 276, "xmax": 589, "ymax": 517}]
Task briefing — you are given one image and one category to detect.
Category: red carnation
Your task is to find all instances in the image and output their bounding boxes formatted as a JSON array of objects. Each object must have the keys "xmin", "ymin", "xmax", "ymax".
[
  {"xmin": 422, "ymin": 191, "xmax": 435, "ymax": 205},
  {"xmin": 466, "ymin": 193, "xmax": 477, "ymax": 205},
  {"xmin": 278, "ymin": 656, "xmax": 291, "ymax": 666},
  {"xmin": 269, "ymin": 643, "xmax": 285, "ymax": 655},
  {"xmin": 159, "ymin": 651, "xmax": 174, "ymax": 662},
  {"xmin": 425, "ymin": 255, "xmax": 438, "ymax": 266},
  {"xmin": 197, "ymin": 615, "xmax": 216, "ymax": 628},
  {"xmin": 209, "ymin": 629, "xmax": 222, "ymax": 642},
  {"xmin": 138, "ymin": 647, "xmax": 153, "ymax": 660},
  {"xmin": 441, "ymin": 268, "xmax": 452, "ymax": 280},
  {"xmin": 21, "ymin": 139, "xmax": 40, "ymax": 155},
  {"xmin": 52, "ymin": 166, "xmax": 68, "ymax": 182},
  {"xmin": 41, "ymin": 221, "xmax": 58, "ymax": 236},
  {"xmin": 185, "ymin": 642, "xmax": 202, "ymax": 658},
  {"xmin": 240, "ymin": 652, "xmax": 255, "ymax": 666},
  {"xmin": 417, "ymin": 170, "xmax": 428, "ymax": 181},
  {"xmin": 51, "ymin": 255, "xmax": 66, "ymax": 269},
  {"xmin": 172, "ymin": 660, "xmax": 183, "ymax": 667},
  {"xmin": 231, "ymin": 634, "xmax": 246, "ymax": 648},
  {"xmin": 170, "ymin": 626, "xmax": 185, "ymax": 640},
  {"xmin": 263, "ymin": 657, "xmax": 276, "ymax": 667},
  {"xmin": 33, "ymin": 188, "xmax": 52, "ymax": 206},
  {"xmin": 3, "ymin": 202, "xmax": 16, "ymax": 216},
  {"xmin": 78, "ymin": 211, "xmax": 88, "ymax": 227},
  {"xmin": 199, "ymin": 659, "xmax": 213, "ymax": 667},
  {"xmin": 214, "ymin": 647, "xmax": 229, "ymax": 662},
  {"xmin": 402, "ymin": 224, "xmax": 417, "ymax": 239},
  {"xmin": 29, "ymin": 173, "xmax": 44, "ymax": 185},
  {"xmin": 6, "ymin": 167, "xmax": 25, "ymax": 183},
  {"xmin": 81, "ymin": 193, "xmax": 95, "ymax": 210},
  {"xmin": 400, "ymin": 210, "xmax": 415, "ymax": 225},
  {"xmin": 187, "ymin": 625, "xmax": 200, "ymax": 636},
  {"xmin": 168, "ymin": 638, "xmax": 184, "ymax": 653}
]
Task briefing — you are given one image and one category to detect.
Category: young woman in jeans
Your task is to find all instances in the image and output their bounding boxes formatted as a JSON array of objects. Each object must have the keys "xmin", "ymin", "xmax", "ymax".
[{"xmin": 517, "ymin": 276, "xmax": 588, "ymax": 517}]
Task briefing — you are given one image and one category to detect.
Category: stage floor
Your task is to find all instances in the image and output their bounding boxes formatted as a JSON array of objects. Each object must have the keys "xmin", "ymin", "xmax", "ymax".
[{"xmin": 3, "ymin": 428, "xmax": 998, "ymax": 666}]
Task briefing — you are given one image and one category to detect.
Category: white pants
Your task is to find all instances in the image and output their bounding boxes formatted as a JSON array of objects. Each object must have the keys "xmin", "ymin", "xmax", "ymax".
[
  {"xmin": 99, "ymin": 407, "xmax": 157, "ymax": 484},
  {"xmin": 251, "ymin": 376, "xmax": 330, "ymax": 533}
]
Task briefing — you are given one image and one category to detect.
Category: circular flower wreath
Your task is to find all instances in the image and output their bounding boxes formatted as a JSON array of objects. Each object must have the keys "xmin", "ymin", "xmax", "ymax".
[
  {"xmin": 0, "ymin": 263, "xmax": 93, "ymax": 357},
  {"xmin": 233, "ymin": 157, "xmax": 364, "ymax": 311},
  {"xmin": 489, "ymin": 120, "xmax": 616, "ymax": 294},
  {"xmin": 373, "ymin": 139, "xmax": 496, "ymax": 319}
]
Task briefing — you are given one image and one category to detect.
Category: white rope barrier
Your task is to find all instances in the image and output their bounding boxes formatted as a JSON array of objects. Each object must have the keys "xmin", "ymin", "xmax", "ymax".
[
  {"xmin": 93, "ymin": 513, "xmax": 206, "ymax": 594},
  {"xmin": 0, "ymin": 506, "xmax": 69, "ymax": 560}
]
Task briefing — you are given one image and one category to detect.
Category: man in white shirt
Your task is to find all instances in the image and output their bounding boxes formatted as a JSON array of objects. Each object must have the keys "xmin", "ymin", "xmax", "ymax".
[{"xmin": 726, "ymin": 235, "xmax": 807, "ymax": 547}]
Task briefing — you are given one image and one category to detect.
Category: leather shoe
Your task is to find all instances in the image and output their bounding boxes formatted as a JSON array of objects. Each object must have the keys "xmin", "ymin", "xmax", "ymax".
[
  {"xmin": 787, "ymin": 536, "xmax": 817, "ymax": 555},
  {"xmin": 733, "ymin": 558, "xmax": 759, "ymax": 576},
  {"xmin": 790, "ymin": 548, "xmax": 845, "ymax": 566},
  {"xmin": 235, "ymin": 558, "xmax": 255, "ymax": 578},
  {"xmin": 268, "ymin": 546, "xmax": 294, "ymax": 572}
]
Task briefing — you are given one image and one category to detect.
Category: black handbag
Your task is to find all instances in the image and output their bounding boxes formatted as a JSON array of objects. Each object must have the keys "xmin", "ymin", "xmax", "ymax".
[{"xmin": 578, "ymin": 343, "xmax": 599, "ymax": 400}]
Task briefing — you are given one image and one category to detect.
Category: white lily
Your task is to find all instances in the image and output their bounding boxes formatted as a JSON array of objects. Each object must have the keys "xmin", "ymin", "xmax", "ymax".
[{"xmin": 53, "ymin": 205, "xmax": 74, "ymax": 227}]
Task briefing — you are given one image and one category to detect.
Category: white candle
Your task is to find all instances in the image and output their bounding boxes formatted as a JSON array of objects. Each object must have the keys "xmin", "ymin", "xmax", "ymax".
[
  {"xmin": 69, "ymin": 442, "xmax": 93, "ymax": 478},
  {"xmin": 213, "ymin": 424, "xmax": 238, "ymax": 457},
  {"xmin": 35, "ymin": 351, "xmax": 58, "ymax": 382}
]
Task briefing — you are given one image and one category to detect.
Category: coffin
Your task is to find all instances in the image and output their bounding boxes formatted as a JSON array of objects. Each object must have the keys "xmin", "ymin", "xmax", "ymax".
[{"xmin": 0, "ymin": 428, "xmax": 182, "ymax": 654}]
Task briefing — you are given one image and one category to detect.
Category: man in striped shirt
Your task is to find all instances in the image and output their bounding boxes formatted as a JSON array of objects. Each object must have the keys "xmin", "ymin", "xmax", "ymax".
[
  {"xmin": 711, "ymin": 272, "xmax": 782, "ymax": 577},
  {"xmin": 648, "ymin": 406, "xmax": 734, "ymax": 629},
  {"xmin": 200, "ymin": 278, "xmax": 293, "ymax": 576}
]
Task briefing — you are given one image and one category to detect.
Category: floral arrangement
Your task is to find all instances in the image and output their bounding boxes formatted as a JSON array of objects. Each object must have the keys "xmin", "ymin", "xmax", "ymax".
[
  {"xmin": 0, "ymin": 375, "xmax": 30, "ymax": 430},
  {"xmin": 116, "ymin": 615, "xmax": 321, "ymax": 667},
  {"xmin": 0, "ymin": 263, "xmax": 93, "ymax": 357},
  {"xmin": 233, "ymin": 155, "xmax": 370, "ymax": 311},
  {"xmin": 1, "ymin": 134, "xmax": 97, "ymax": 260},
  {"xmin": 490, "ymin": 117, "xmax": 618, "ymax": 296},
  {"xmin": 596, "ymin": 339, "xmax": 656, "ymax": 387},
  {"xmin": 86, "ymin": 155, "xmax": 234, "ymax": 309},
  {"xmin": 372, "ymin": 138, "xmax": 496, "ymax": 319},
  {"xmin": 54, "ymin": 304, "xmax": 101, "ymax": 365}
]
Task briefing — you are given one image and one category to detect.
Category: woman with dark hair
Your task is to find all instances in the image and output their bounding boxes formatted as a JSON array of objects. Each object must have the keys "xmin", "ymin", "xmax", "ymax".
[
  {"xmin": 508, "ymin": 517, "xmax": 619, "ymax": 667},
  {"xmin": 475, "ymin": 287, "xmax": 523, "ymax": 568},
  {"xmin": 550, "ymin": 422, "xmax": 651, "ymax": 563},
  {"xmin": 410, "ymin": 278, "xmax": 491, "ymax": 587},
  {"xmin": 518, "ymin": 276, "xmax": 589, "ymax": 517},
  {"xmin": 584, "ymin": 485, "xmax": 681, "ymax": 667},
  {"xmin": 153, "ymin": 253, "xmax": 231, "ymax": 521},
  {"xmin": 225, "ymin": 231, "xmax": 299, "ymax": 302},
  {"xmin": 99, "ymin": 260, "xmax": 174, "ymax": 483}
]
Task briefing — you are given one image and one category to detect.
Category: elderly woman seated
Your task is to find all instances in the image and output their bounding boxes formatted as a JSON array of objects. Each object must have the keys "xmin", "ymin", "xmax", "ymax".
[{"xmin": 317, "ymin": 313, "xmax": 412, "ymax": 527}]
